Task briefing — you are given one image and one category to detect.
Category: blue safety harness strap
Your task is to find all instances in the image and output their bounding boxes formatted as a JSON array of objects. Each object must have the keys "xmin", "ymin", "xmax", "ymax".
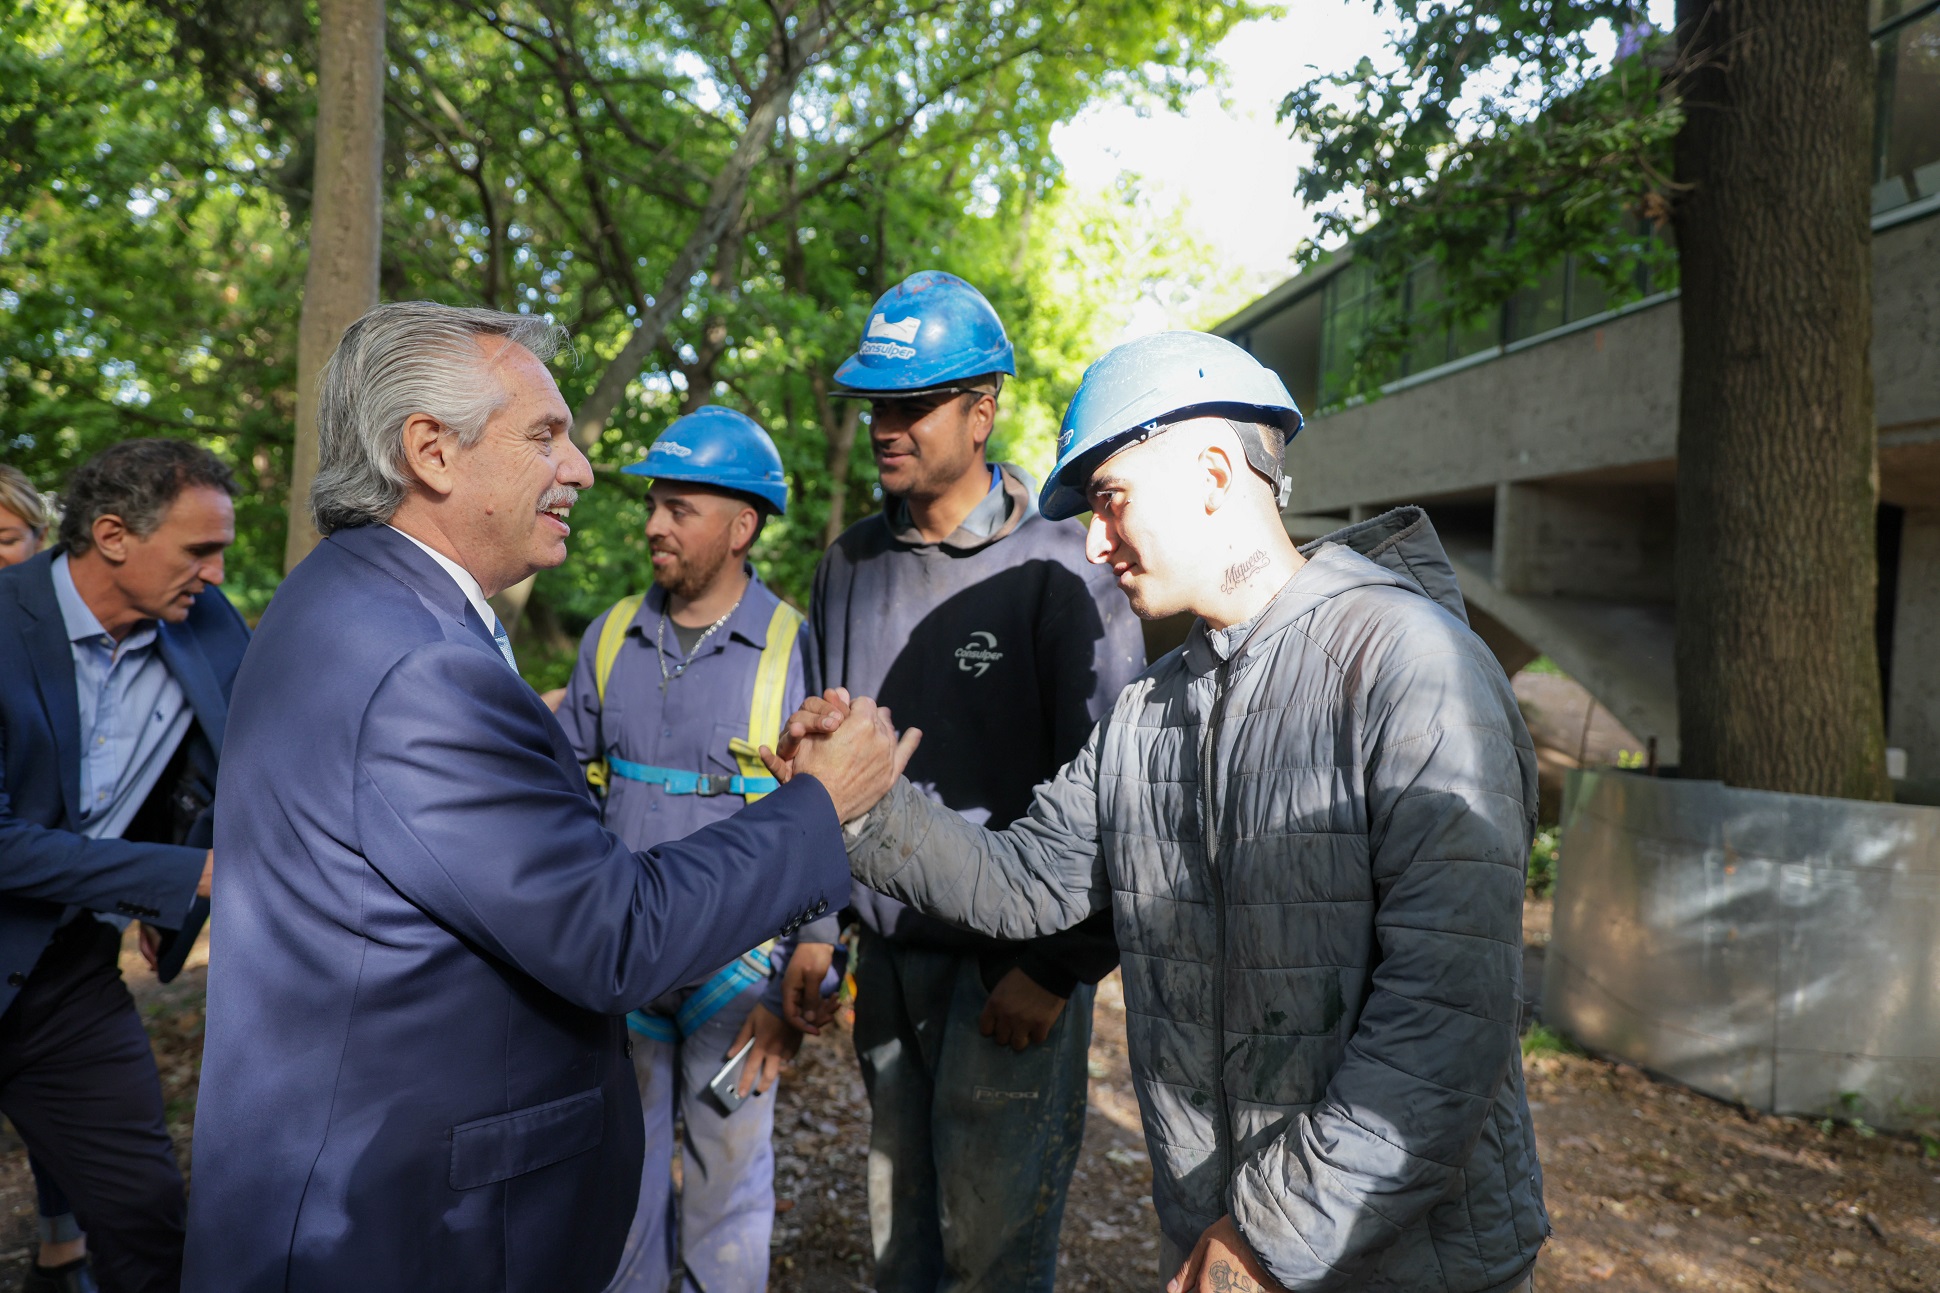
[
  {"xmin": 606, "ymin": 756, "xmax": 779, "ymax": 798},
  {"xmin": 626, "ymin": 946, "xmax": 774, "ymax": 1043}
]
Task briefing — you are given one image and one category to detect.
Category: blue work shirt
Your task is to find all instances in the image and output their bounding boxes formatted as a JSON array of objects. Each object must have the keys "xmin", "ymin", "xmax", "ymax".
[
  {"xmin": 51, "ymin": 553, "xmax": 192, "ymax": 845},
  {"xmin": 556, "ymin": 571, "xmax": 838, "ymax": 1014}
]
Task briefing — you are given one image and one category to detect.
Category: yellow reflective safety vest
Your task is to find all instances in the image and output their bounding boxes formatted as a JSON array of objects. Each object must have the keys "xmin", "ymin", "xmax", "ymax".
[
  {"xmin": 584, "ymin": 590, "xmax": 804, "ymax": 1044},
  {"xmin": 584, "ymin": 593, "xmax": 804, "ymax": 803}
]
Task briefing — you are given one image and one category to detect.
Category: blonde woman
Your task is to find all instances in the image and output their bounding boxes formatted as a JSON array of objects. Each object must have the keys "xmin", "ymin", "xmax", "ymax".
[
  {"xmin": 0, "ymin": 463, "xmax": 48, "ymax": 568},
  {"xmin": 0, "ymin": 463, "xmax": 96, "ymax": 1291}
]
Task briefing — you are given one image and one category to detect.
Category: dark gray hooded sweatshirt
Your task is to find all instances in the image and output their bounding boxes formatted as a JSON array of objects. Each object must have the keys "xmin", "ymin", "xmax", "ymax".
[
  {"xmin": 802, "ymin": 462, "xmax": 1146, "ymax": 993},
  {"xmin": 848, "ymin": 507, "xmax": 1548, "ymax": 1291}
]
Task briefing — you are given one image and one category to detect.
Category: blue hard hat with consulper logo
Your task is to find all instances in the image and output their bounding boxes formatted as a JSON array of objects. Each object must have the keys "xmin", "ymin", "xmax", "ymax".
[
  {"xmin": 1039, "ymin": 331, "xmax": 1305, "ymax": 521},
  {"xmin": 621, "ymin": 405, "xmax": 790, "ymax": 515},
  {"xmin": 832, "ymin": 270, "xmax": 1016, "ymax": 394}
]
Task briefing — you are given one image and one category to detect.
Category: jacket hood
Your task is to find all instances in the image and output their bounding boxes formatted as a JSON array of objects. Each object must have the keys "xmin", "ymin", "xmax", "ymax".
[
  {"xmin": 1186, "ymin": 506, "xmax": 1469, "ymax": 676},
  {"xmin": 1296, "ymin": 505, "xmax": 1469, "ymax": 624},
  {"xmin": 883, "ymin": 461, "xmax": 1040, "ymax": 553}
]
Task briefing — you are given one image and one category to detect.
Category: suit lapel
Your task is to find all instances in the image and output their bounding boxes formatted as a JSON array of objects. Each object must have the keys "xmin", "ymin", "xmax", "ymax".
[
  {"xmin": 455, "ymin": 601, "xmax": 503, "ymax": 660},
  {"xmin": 12, "ymin": 556, "xmax": 84, "ymax": 827},
  {"xmin": 329, "ymin": 525, "xmax": 504, "ymax": 661},
  {"xmin": 328, "ymin": 526, "xmax": 584, "ymax": 792},
  {"xmin": 158, "ymin": 620, "xmax": 229, "ymax": 758}
]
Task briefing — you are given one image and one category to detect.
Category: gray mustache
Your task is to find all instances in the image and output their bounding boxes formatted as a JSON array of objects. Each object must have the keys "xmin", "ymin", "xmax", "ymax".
[{"xmin": 538, "ymin": 486, "xmax": 579, "ymax": 511}]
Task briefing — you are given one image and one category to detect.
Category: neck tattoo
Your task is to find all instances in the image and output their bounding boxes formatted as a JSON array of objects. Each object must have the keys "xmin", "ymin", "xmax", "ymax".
[
  {"xmin": 1220, "ymin": 549, "xmax": 1270, "ymax": 594},
  {"xmin": 656, "ymin": 591, "xmax": 744, "ymax": 691}
]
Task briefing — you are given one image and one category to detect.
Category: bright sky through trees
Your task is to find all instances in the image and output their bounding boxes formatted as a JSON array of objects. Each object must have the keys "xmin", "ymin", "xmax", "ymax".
[{"xmin": 1052, "ymin": 0, "xmax": 1678, "ymax": 336}]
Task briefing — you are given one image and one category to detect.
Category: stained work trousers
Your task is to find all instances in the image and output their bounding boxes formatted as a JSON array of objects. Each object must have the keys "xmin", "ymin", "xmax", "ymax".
[
  {"xmin": 852, "ymin": 930, "xmax": 1094, "ymax": 1293},
  {"xmin": 605, "ymin": 980, "xmax": 777, "ymax": 1293}
]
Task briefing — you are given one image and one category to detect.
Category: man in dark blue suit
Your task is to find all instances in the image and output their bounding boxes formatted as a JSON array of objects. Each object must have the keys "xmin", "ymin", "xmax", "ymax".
[
  {"xmin": 0, "ymin": 438, "xmax": 248, "ymax": 1293},
  {"xmin": 184, "ymin": 302, "xmax": 915, "ymax": 1293}
]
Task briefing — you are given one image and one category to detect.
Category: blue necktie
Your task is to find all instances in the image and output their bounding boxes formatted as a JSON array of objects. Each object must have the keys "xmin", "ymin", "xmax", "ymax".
[{"xmin": 491, "ymin": 622, "xmax": 518, "ymax": 672}]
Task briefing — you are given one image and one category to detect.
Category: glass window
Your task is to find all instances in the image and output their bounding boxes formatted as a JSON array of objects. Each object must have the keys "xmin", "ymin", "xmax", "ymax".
[
  {"xmin": 1402, "ymin": 261, "xmax": 1450, "ymax": 376},
  {"xmin": 1876, "ymin": 8, "xmax": 1940, "ymax": 212},
  {"xmin": 1506, "ymin": 258, "xmax": 1567, "ymax": 343},
  {"xmin": 1318, "ymin": 260, "xmax": 1406, "ymax": 404},
  {"xmin": 1448, "ymin": 307, "xmax": 1500, "ymax": 363},
  {"xmin": 1565, "ymin": 254, "xmax": 1614, "ymax": 323},
  {"xmin": 1874, "ymin": 0, "xmax": 1940, "ymax": 32},
  {"xmin": 1318, "ymin": 266, "xmax": 1365, "ymax": 407}
]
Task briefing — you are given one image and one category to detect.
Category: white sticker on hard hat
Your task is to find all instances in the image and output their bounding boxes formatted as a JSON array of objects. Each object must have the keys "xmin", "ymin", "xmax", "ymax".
[
  {"xmin": 866, "ymin": 313, "xmax": 922, "ymax": 343},
  {"xmin": 657, "ymin": 440, "xmax": 693, "ymax": 457}
]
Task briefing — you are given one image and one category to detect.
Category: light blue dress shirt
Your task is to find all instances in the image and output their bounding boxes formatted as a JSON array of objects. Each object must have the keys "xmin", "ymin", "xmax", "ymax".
[{"xmin": 51, "ymin": 553, "xmax": 194, "ymax": 844}]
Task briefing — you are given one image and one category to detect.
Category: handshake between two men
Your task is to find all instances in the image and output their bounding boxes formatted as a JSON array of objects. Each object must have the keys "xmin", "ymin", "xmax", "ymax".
[{"xmin": 767, "ymin": 689, "xmax": 922, "ymax": 826}]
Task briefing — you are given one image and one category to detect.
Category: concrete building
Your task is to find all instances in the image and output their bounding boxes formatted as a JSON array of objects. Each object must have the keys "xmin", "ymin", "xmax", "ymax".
[{"xmin": 1216, "ymin": 6, "xmax": 1940, "ymax": 791}]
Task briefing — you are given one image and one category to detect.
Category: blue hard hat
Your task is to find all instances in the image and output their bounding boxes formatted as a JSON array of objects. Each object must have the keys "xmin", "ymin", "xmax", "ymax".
[
  {"xmin": 621, "ymin": 405, "xmax": 790, "ymax": 515},
  {"xmin": 832, "ymin": 270, "xmax": 1017, "ymax": 394},
  {"xmin": 1039, "ymin": 331, "xmax": 1305, "ymax": 521}
]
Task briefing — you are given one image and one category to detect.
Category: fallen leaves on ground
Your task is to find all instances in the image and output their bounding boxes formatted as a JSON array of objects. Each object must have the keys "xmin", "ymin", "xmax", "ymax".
[{"xmin": 0, "ymin": 925, "xmax": 1932, "ymax": 1293}]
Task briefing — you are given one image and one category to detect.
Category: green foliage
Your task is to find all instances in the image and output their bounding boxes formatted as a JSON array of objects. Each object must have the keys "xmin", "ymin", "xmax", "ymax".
[
  {"xmin": 1521, "ymin": 654, "xmax": 1564, "ymax": 676},
  {"xmin": 1, "ymin": 0, "xmax": 304, "ymax": 616},
  {"xmin": 1521, "ymin": 1023, "xmax": 1577, "ymax": 1059},
  {"xmin": 1527, "ymin": 826, "xmax": 1559, "ymax": 898},
  {"xmin": 2, "ymin": 0, "xmax": 1253, "ymax": 635},
  {"xmin": 1279, "ymin": 2, "xmax": 1684, "ymax": 401},
  {"xmin": 1833, "ymin": 1091, "xmax": 1878, "ymax": 1139}
]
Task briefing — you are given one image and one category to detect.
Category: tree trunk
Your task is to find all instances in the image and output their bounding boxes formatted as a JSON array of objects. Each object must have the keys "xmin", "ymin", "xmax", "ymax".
[
  {"xmin": 285, "ymin": 0, "xmax": 385, "ymax": 572},
  {"xmin": 813, "ymin": 370, "xmax": 862, "ymax": 546},
  {"xmin": 1671, "ymin": 0, "xmax": 1889, "ymax": 799}
]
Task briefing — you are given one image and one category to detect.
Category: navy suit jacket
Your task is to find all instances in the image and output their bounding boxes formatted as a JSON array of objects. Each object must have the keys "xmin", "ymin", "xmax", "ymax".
[
  {"xmin": 0, "ymin": 550, "xmax": 245, "ymax": 1013},
  {"xmin": 183, "ymin": 524, "xmax": 848, "ymax": 1293}
]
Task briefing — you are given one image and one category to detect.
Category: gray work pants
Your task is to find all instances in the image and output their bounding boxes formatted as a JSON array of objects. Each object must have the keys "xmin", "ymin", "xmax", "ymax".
[
  {"xmin": 852, "ymin": 931, "xmax": 1094, "ymax": 1293},
  {"xmin": 605, "ymin": 980, "xmax": 777, "ymax": 1293}
]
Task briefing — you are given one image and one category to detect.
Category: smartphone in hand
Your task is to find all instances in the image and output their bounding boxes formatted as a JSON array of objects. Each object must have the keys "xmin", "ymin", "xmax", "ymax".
[{"xmin": 706, "ymin": 1037, "xmax": 757, "ymax": 1115}]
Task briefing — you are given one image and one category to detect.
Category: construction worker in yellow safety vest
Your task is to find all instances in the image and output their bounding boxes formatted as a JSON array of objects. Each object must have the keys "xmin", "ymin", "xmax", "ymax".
[{"xmin": 548, "ymin": 406, "xmax": 842, "ymax": 1291}]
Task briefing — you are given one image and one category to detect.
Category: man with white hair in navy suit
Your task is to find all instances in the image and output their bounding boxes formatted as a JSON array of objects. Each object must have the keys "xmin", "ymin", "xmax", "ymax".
[{"xmin": 184, "ymin": 301, "xmax": 914, "ymax": 1293}]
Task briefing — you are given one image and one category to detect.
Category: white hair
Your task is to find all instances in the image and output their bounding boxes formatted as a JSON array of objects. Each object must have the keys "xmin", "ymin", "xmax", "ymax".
[{"xmin": 310, "ymin": 301, "xmax": 567, "ymax": 535}]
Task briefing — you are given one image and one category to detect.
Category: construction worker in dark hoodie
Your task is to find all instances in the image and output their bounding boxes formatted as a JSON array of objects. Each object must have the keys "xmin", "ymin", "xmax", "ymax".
[
  {"xmin": 796, "ymin": 270, "xmax": 1146, "ymax": 1291},
  {"xmin": 769, "ymin": 332, "xmax": 1549, "ymax": 1293}
]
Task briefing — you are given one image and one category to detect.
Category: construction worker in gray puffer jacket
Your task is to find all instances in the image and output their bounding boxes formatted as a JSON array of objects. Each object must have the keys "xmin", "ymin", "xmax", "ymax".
[{"xmin": 774, "ymin": 332, "xmax": 1549, "ymax": 1292}]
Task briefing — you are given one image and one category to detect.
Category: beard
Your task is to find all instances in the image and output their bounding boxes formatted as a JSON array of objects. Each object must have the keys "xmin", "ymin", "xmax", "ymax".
[{"xmin": 653, "ymin": 536, "xmax": 735, "ymax": 602}]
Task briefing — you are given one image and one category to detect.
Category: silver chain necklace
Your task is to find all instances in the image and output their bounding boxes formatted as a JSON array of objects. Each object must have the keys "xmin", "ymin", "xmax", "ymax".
[{"xmin": 657, "ymin": 592, "xmax": 743, "ymax": 691}]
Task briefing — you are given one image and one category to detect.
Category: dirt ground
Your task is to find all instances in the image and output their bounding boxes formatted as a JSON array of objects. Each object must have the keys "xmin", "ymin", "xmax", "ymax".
[
  {"xmin": 1, "ymin": 911, "xmax": 1935, "ymax": 1292},
  {"xmin": 767, "ymin": 970, "xmax": 1162, "ymax": 1293}
]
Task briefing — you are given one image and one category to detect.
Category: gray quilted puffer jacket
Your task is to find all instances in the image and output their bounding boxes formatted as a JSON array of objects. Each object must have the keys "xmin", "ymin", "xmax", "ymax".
[{"xmin": 849, "ymin": 508, "xmax": 1548, "ymax": 1291}]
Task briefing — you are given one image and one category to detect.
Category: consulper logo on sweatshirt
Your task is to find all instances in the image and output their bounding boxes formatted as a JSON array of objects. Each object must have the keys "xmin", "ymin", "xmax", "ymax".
[
  {"xmin": 858, "ymin": 312, "xmax": 919, "ymax": 360},
  {"xmin": 955, "ymin": 630, "xmax": 1003, "ymax": 677}
]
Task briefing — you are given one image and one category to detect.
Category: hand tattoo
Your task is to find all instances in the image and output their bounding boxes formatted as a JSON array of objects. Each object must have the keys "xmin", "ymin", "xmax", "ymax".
[
  {"xmin": 1220, "ymin": 549, "xmax": 1268, "ymax": 593},
  {"xmin": 1207, "ymin": 1260, "xmax": 1260, "ymax": 1293}
]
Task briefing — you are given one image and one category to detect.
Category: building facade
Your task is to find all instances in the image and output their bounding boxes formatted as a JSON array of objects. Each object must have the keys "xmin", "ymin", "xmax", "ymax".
[{"xmin": 1216, "ymin": 4, "xmax": 1940, "ymax": 792}]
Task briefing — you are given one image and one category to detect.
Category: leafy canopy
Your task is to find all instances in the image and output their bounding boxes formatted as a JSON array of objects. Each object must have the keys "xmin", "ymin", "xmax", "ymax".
[
  {"xmin": 2, "ymin": 0, "xmax": 1256, "ymax": 688},
  {"xmin": 1279, "ymin": 1, "xmax": 1682, "ymax": 400}
]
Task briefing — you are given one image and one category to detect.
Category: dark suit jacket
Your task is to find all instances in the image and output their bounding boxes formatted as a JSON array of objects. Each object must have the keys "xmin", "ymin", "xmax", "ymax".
[
  {"xmin": 182, "ymin": 524, "xmax": 848, "ymax": 1293},
  {"xmin": 0, "ymin": 550, "xmax": 245, "ymax": 1013}
]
